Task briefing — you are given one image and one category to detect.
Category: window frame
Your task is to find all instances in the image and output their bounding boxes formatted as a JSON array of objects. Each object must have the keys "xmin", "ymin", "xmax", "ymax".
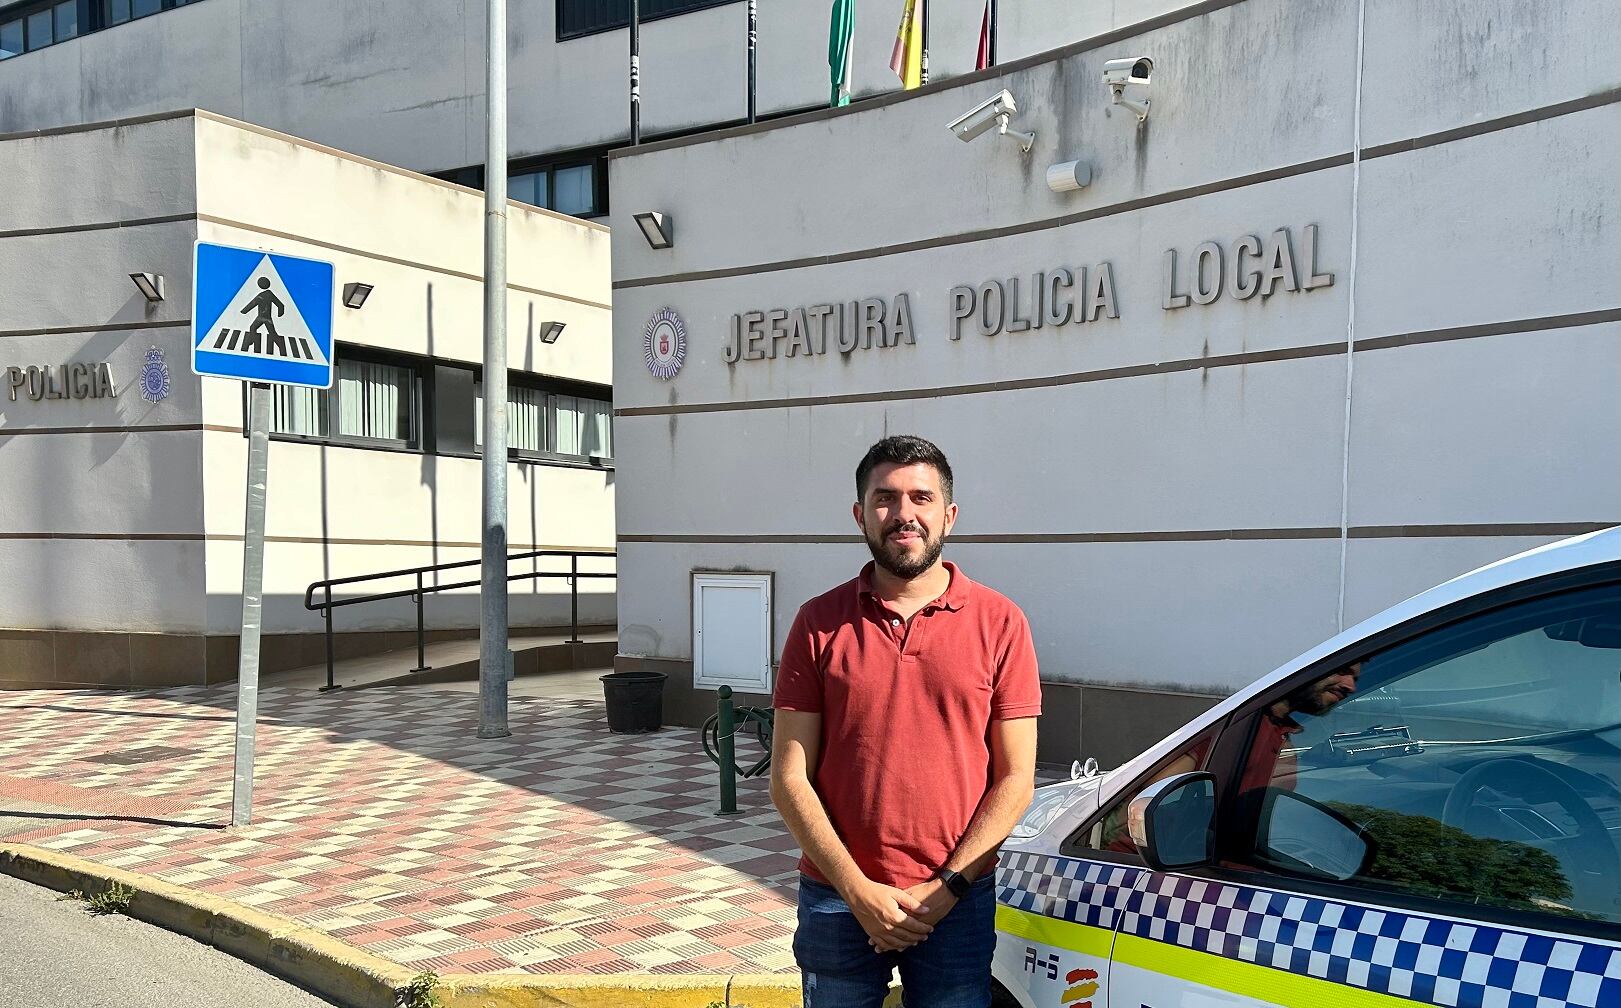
[
  {"xmin": 555, "ymin": 0, "xmax": 736, "ymax": 43},
  {"xmin": 252, "ymin": 344, "xmax": 428, "ymax": 454},
  {"xmin": 1099, "ymin": 561, "xmax": 1621, "ymax": 942},
  {"xmin": 1, "ymin": 0, "xmax": 203, "ymax": 60},
  {"xmin": 473, "ymin": 370, "xmax": 613, "ymax": 467}
]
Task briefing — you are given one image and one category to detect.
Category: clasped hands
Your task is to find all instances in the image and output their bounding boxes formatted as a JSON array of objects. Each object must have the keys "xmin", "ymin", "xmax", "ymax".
[{"xmin": 845, "ymin": 876, "xmax": 958, "ymax": 953}]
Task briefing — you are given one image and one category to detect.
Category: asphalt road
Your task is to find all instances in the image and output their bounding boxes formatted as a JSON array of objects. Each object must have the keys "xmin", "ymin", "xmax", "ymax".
[{"xmin": 0, "ymin": 871, "xmax": 338, "ymax": 1008}]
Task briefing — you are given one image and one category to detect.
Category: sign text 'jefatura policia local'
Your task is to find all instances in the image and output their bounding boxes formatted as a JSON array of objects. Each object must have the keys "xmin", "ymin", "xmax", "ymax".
[{"xmin": 721, "ymin": 223, "xmax": 1334, "ymax": 364}]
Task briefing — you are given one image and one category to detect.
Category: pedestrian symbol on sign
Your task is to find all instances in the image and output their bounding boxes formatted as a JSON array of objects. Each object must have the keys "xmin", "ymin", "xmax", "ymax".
[{"xmin": 192, "ymin": 242, "xmax": 335, "ymax": 388}]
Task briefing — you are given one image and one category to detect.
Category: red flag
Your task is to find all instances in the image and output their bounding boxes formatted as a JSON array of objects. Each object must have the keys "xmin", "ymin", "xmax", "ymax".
[{"xmin": 975, "ymin": 2, "xmax": 991, "ymax": 70}]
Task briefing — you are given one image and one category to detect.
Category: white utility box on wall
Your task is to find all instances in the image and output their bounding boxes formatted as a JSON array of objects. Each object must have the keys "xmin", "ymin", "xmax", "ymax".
[{"xmin": 691, "ymin": 571, "xmax": 773, "ymax": 693}]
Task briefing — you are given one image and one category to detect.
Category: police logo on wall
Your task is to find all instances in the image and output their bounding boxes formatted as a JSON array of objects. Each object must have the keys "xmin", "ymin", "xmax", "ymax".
[
  {"xmin": 139, "ymin": 346, "xmax": 171, "ymax": 404},
  {"xmin": 643, "ymin": 307, "xmax": 687, "ymax": 380}
]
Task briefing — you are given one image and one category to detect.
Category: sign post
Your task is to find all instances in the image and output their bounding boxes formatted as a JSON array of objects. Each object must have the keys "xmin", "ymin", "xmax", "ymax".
[
  {"xmin": 233, "ymin": 381, "xmax": 271, "ymax": 825},
  {"xmin": 192, "ymin": 241, "xmax": 335, "ymax": 826}
]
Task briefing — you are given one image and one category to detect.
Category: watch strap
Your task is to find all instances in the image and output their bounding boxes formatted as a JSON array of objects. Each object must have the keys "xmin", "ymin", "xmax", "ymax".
[{"xmin": 934, "ymin": 867, "xmax": 971, "ymax": 899}]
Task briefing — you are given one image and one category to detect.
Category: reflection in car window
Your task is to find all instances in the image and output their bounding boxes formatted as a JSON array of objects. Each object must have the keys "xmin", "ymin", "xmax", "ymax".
[
  {"xmin": 1074, "ymin": 728, "xmax": 1218, "ymax": 858},
  {"xmin": 1236, "ymin": 583, "xmax": 1621, "ymax": 924}
]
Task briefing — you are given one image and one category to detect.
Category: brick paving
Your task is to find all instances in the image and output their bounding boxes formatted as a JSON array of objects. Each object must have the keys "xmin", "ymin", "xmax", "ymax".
[{"xmin": 0, "ymin": 685, "xmax": 800, "ymax": 975}]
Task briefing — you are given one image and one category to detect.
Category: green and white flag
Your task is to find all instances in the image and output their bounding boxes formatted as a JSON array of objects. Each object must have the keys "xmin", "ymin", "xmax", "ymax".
[{"xmin": 829, "ymin": 0, "xmax": 855, "ymax": 107}]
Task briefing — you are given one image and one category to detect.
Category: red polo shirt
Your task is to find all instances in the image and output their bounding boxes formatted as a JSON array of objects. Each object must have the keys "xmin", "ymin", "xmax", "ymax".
[{"xmin": 773, "ymin": 561, "xmax": 1042, "ymax": 889}]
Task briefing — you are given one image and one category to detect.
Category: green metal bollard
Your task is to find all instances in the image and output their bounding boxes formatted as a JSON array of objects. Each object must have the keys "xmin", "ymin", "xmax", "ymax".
[{"xmin": 717, "ymin": 685, "xmax": 740, "ymax": 816}]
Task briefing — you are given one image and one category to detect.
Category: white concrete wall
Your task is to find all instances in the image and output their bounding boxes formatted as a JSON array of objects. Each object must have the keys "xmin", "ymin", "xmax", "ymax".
[
  {"xmin": 0, "ymin": 115, "xmax": 205, "ymax": 632},
  {"xmin": 0, "ymin": 0, "xmax": 1211, "ymax": 172},
  {"xmin": 189, "ymin": 115, "xmax": 615, "ymax": 634},
  {"xmin": 607, "ymin": 0, "xmax": 1621, "ymax": 695},
  {"xmin": 0, "ymin": 112, "xmax": 616, "ymax": 637}
]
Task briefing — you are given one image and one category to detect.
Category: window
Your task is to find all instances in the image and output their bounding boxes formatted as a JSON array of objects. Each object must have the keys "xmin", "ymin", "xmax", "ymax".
[
  {"xmin": 1066, "ymin": 727, "xmax": 1220, "ymax": 859},
  {"xmin": 1, "ymin": 18, "xmax": 22, "ymax": 58},
  {"xmin": 557, "ymin": 0, "xmax": 732, "ymax": 42},
  {"xmin": 1, "ymin": 0, "xmax": 198, "ymax": 59},
  {"xmin": 475, "ymin": 380, "xmax": 612, "ymax": 462},
  {"xmin": 24, "ymin": 8, "xmax": 50, "ymax": 49},
  {"xmin": 506, "ymin": 159, "xmax": 602, "ymax": 217},
  {"xmin": 1233, "ymin": 582, "xmax": 1621, "ymax": 925},
  {"xmin": 263, "ymin": 352, "xmax": 420, "ymax": 449}
]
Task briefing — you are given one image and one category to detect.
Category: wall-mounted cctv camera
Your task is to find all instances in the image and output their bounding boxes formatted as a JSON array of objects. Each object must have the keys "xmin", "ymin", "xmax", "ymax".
[
  {"xmin": 947, "ymin": 88, "xmax": 1036, "ymax": 153},
  {"xmin": 1102, "ymin": 56, "xmax": 1153, "ymax": 122}
]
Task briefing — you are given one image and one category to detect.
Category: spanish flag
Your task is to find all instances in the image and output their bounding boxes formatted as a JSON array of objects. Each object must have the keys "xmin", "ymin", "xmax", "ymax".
[{"xmin": 889, "ymin": 0, "xmax": 924, "ymax": 89}]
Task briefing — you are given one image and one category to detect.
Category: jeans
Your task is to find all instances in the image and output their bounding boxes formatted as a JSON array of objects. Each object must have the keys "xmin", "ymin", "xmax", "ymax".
[{"xmin": 793, "ymin": 873, "xmax": 997, "ymax": 1008}]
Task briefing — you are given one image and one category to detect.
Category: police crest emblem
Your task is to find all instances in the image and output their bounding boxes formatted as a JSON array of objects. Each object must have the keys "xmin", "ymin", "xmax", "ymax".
[{"xmin": 140, "ymin": 346, "xmax": 171, "ymax": 404}]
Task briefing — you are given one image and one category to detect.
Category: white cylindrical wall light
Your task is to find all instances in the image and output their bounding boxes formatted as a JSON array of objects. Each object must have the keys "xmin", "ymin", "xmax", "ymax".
[{"xmin": 1046, "ymin": 160, "xmax": 1093, "ymax": 193}]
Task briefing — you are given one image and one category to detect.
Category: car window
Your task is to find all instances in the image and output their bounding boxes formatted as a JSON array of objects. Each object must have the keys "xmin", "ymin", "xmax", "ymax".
[
  {"xmin": 1066, "ymin": 726, "xmax": 1219, "ymax": 859},
  {"xmin": 1233, "ymin": 582, "xmax": 1621, "ymax": 925}
]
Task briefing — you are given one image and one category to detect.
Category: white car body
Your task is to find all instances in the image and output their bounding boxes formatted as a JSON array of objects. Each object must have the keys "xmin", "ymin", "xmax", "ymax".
[{"xmin": 992, "ymin": 528, "xmax": 1621, "ymax": 1008}]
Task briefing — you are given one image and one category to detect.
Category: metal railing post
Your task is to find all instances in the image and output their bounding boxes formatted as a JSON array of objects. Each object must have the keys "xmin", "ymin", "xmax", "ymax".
[
  {"xmin": 569, "ymin": 553, "xmax": 580, "ymax": 643},
  {"xmin": 321, "ymin": 585, "xmax": 337, "ymax": 691},
  {"xmin": 411, "ymin": 571, "xmax": 429, "ymax": 673},
  {"xmin": 718, "ymin": 686, "xmax": 738, "ymax": 816}
]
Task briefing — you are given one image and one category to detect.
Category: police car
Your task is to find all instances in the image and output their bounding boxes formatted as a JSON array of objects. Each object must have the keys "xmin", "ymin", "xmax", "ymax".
[{"xmin": 992, "ymin": 528, "xmax": 1620, "ymax": 1008}]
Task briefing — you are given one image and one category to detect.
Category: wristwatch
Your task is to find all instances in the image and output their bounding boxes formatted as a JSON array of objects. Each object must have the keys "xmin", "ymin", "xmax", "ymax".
[{"xmin": 934, "ymin": 867, "xmax": 972, "ymax": 899}]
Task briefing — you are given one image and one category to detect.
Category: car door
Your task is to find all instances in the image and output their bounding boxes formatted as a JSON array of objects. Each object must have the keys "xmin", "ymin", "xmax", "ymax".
[{"xmin": 1104, "ymin": 573, "xmax": 1621, "ymax": 1008}]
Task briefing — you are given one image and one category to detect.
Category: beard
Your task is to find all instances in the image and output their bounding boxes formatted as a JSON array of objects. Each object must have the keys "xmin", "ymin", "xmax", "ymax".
[{"xmin": 863, "ymin": 520, "xmax": 946, "ymax": 580}]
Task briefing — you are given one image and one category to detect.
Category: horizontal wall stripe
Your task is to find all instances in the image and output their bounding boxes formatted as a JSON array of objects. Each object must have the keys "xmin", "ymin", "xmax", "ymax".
[
  {"xmin": 617, "ymin": 524, "xmax": 1611, "ymax": 545},
  {"xmin": 614, "ymin": 90, "xmax": 1620, "ymax": 292},
  {"xmin": 0, "ymin": 319, "xmax": 191, "ymax": 339},
  {"xmin": 1360, "ymin": 86, "xmax": 1621, "ymax": 160},
  {"xmin": 1352, "ymin": 307, "xmax": 1621, "ymax": 352},
  {"xmin": 197, "ymin": 214, "xmax": 614, "ymax": 311},
  {"xmin": 616, "ymin": 341, "xmax": 1347, "ymax": 417},
  {"xmin": 615, "ymin": 308, "xmax": 1619, "ymax": 418},
  {"xmin": 0, "ymin": 107, "xmax": 195, "ymax": 142},
  {"xmin": 1347, "ymin": 522, "xmax": 1615, "ymax": 539},
  {"xmin": 0, "ymin": 531, "xmax": 615, "ymax": 550},
  {"xmin": 0, "ymin": 423, "xmax": 222, "ymax": 437},
  {"xmin": 613, "ymin": 153, "xmax": 1353, "ymax": 290},
  {"xmin": 0, "ymin": 212, "xmax": 192, "ymax": 240}
]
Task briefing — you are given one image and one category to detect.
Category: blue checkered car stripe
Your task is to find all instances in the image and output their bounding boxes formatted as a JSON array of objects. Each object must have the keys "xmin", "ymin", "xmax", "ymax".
[{"xmin": 999, "ymin": 851, "xmax": 1621, "ymax": 1008}]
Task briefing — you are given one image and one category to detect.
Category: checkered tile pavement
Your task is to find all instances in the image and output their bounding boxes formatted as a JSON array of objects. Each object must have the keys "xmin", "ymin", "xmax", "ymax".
[{"xmin": 0, "ymin": 686, "xmax": 800, "ymax": 975}]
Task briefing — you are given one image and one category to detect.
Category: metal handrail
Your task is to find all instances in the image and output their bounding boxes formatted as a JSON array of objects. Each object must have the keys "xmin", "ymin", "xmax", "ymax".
[{"xmin": 304, "ymin": 548, "xmax": 616, "ymax": 690}]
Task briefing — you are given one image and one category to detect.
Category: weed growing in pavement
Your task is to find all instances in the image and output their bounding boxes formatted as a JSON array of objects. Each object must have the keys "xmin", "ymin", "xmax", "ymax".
[
  {"xmin": 83, "ymin": 882, "xmax": 135, "ymax": 915},
  {"xmin": 399, "ymin": 971, "xmax": 445, "ymax": 1008}
]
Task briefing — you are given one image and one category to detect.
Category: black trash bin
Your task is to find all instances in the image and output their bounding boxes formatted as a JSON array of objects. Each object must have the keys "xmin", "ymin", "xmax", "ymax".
[{"xmin": 599, "ymin": 671, "xmax": 667, "ymax": 733}]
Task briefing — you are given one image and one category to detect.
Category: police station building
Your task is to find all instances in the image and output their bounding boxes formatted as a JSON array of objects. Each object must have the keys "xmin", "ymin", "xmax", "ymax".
[
  {"xmin": 607, "ymin": 0, "xmax": 1621, "ymax": 763},
  {"xmin": 0, "ymin": 111, "xmax": 615, "ymax": 688}
]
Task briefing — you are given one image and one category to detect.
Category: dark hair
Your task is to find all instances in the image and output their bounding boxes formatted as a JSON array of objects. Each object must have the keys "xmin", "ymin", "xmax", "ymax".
[{"xmin": 855, "ymin": 435, "xmax": 954, "ymax": 503}]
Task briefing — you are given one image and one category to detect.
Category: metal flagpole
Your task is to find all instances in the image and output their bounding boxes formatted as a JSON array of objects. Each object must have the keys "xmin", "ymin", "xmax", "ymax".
[
  {"xmin": 920, "ymin": 0, "xmax": 929, "ymax": 85},
  {"xmin": 630, "ymin": 0, "xmax": 641, "ymax": 144},
  {"xmin": 478, "ymin": 0, "xmax": 511, "ymax": 739},
  {"xmin": 746, "ymin": 0, "xmax": 757, "ymax": 123},
  {"xmin": 231, "ymin": 381, "xmax": 271, "ymax": 825}
]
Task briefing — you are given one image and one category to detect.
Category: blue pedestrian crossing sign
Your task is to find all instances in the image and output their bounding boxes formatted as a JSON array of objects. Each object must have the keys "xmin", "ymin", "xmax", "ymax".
[{"xmin": 192, "ymin": 242, "xmax": 335, "ymax": 388}]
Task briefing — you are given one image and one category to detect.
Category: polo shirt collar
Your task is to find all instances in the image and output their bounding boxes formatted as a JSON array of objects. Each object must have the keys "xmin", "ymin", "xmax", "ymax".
[{"xmin": 857, "ymin": 560, "xmax": 972, "ymax": 612}]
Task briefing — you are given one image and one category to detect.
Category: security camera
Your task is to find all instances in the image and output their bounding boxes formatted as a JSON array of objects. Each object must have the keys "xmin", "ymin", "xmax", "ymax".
[
  {"xmin": 1101, "ymin": 56, "xmax": 1152, "ymax": 87},
  {"xmin": 947, "ymin": 88, "xmax": 1036, "ymax": 153},
  {"xmin": 1102, "ymin": 56, "xmax": 1152, "ymax": 122}
]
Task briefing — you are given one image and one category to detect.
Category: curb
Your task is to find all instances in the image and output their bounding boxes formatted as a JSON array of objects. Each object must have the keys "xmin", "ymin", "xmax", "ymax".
[{"xmin": 0, "ymin": 843, "xmax": 802, "ymax": 1008}]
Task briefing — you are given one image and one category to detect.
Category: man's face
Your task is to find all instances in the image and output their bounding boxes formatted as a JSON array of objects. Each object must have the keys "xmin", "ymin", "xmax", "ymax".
[
  {"xmin": 853, "ymin": 462, "xmax": 958, "ymax": 580},
  {"xmin": 1289, "ymin": 663, "xmax": 1361, "ymax": 717}
]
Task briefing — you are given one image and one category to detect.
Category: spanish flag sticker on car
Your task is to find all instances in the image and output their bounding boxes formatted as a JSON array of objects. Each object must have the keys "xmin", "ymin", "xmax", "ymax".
[{"xmin": 1061, "ymin": 967, "xmax": 1099, "ymax": 1006}]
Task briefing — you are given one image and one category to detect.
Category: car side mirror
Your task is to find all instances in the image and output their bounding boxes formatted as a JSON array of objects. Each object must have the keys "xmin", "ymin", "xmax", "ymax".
[
  {"xmin": 1253, "ymin": 788, "xmax": 1375, "ymax": 881},
  {"xmin": 1127, "ymin": 771, "xmax": 1216, "ymax": 872}
]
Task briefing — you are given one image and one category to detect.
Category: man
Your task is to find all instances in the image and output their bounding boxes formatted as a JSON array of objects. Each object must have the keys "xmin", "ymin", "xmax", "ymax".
[
  {"xmin": 1238, "ymin": 662, "xmax": 1361, "ymax": 793},
  {"xmin": 770, "ymin": 435, "xmax": 1041, "ymax": 1008}
]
